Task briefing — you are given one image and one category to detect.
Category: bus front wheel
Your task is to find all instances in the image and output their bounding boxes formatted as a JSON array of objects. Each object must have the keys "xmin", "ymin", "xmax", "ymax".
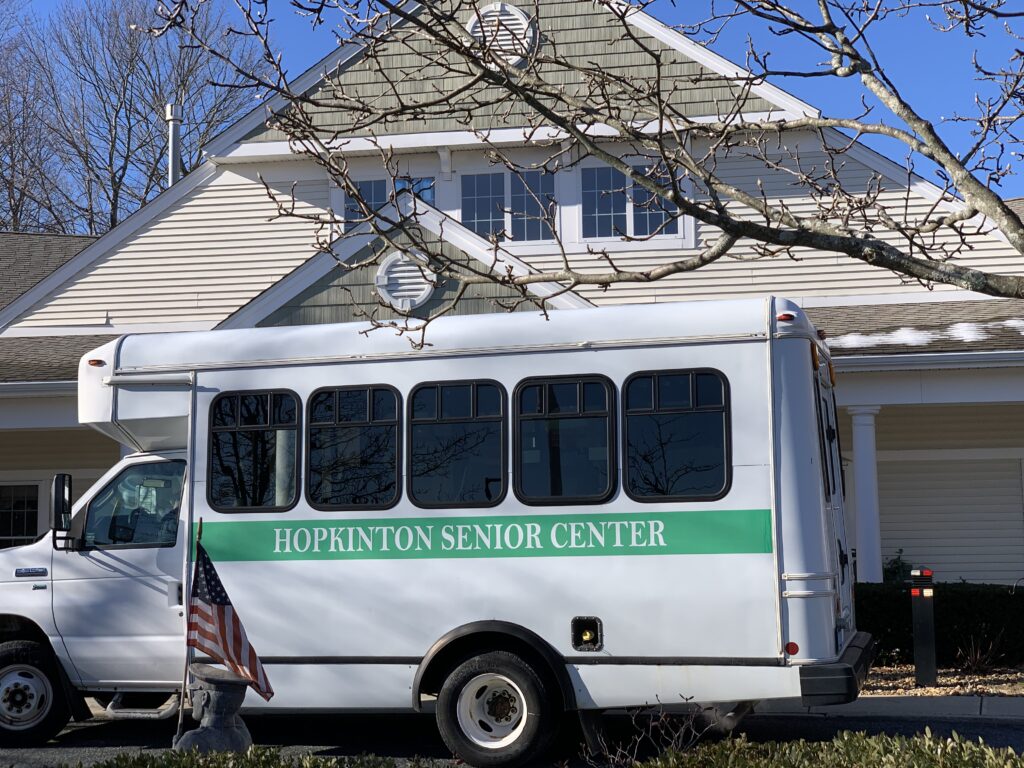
[
  {"xmin": 436, "ymin": 650, "xmax": 557, "ymax": 768},
  {"xmin": 0, "ymin": 641, "xmax": 70, "ymax": 746}
]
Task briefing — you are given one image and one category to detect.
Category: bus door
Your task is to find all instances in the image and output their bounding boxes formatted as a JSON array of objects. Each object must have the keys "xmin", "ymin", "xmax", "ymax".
[
  {"xmin": 813, "ymin": 353, "xmax": 854, "ymax": 652},
  {"xmin": 51, "ymin": 457, "xmax": 188, "ymax": 686}
]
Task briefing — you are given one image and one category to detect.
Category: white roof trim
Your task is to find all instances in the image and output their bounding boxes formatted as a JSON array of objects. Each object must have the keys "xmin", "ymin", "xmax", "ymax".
[
  {"xmin": 0, "ymin": 381, "xmax": 77, "ymax": 398},
  {"xmin": 218, "ymin": 196, "xmax": 593, "ymax": 329},
  {"xmin": 0, "ymin": 162, "xmax": 219, "ymax": 333},
  {"xmin": 835, "ymin": 349, "xmax": 1024, "ymax": 372},
  {"xmin": 610, "ymin": 1, "xmax": 818, "ymax": 119},
  {"xmin": 1, "ymin": 321, "xmax": 216, "ymax": 339},
  {"xmin": 202, "ymin": 2, "xmax": 423, "ymax": 159}
]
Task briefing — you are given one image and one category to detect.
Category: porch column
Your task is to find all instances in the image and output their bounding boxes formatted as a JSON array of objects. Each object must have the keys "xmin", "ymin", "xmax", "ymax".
[{"xmin": 849, "ymin": 406, "xmax": 883, "ymax": 582}]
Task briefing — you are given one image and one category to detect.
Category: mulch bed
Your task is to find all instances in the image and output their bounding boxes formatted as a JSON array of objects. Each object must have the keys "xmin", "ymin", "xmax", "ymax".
[{"xmin": 862, "ymin": 664, "xmax": 1024, "ymax": 696}]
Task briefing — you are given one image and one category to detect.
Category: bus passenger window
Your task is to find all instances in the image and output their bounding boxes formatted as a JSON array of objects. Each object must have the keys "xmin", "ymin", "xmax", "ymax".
[
  {"xmin": 624, "ymin": 370, "xmax": 730, "ymax": 501},
  {"xmin": 410, "ymin": 381, "xmax": 506, "ymax": 507},
  {"xmin": 209, "ymin": 391, "xmax": 299, "ymax": 511},
  {"xmin": 308, "ymin": 386, "xmax": 400, "ymax": 510},
  {"xmin": 515, "ymin": 376, "xmax": 615, "ymax": 504}
]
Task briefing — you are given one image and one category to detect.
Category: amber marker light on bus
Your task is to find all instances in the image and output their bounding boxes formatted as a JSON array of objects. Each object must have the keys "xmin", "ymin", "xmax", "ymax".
[
  {"xmin": 810, "ymin": 343, "xmax": 820, "ymax": 370},
  {"xmin": 87, "ymin": 359, "xmax": 106, "ymax": 367}
]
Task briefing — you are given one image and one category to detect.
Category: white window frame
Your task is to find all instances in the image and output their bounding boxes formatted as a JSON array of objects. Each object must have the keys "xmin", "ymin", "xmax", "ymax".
[
  {"xmin": 452, "ymin": 152, "xmax": 696, "ymax": 257},
  {"xmin": 0, "ymin": 469, "xmax": 104, "ymax": 544},
  {"xmin": 574, "ymin": 155, "xmax": 697, "ymax": 251},
  {"xmin": 329, "ymin": 155, "xmax": 442, "ymax": 234}
]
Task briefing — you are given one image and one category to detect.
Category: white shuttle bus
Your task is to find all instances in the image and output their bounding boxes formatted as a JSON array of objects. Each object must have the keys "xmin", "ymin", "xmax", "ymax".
[{"xmin": 0, "ymin": 297, "xmax": 873, "ymax": 764}]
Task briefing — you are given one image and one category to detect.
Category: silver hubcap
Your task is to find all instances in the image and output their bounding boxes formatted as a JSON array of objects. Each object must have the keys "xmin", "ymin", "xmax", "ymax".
[
  {"xmin": 456, "ymin": 673, "xmax": 527, "ymax": 749},
  {"xmin": 0, "ymin": 665, "xmax": 52, "ymax": 730}
]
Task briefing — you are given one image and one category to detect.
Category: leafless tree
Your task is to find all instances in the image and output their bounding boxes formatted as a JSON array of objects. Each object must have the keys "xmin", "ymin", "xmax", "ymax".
[
  {"xmin": 8, "ymin": 0, "xmax": 260, "ymax": 234},
  {"xmin": 151, "ymin": 0, "xmax": 1024, "ymax": 341},
  {"xmin": 0, "ymin": 0, "xmax": 72, "ymax": 232}
]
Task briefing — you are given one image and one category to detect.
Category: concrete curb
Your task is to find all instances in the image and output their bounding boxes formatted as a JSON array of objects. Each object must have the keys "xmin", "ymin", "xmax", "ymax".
[{"xmin": 752, "ymin": 696, "xmax": 1024, "ymax": 720}]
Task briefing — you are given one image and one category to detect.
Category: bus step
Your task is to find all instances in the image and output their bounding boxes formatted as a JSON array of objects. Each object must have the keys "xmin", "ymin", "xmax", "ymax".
[{"xmin": 106, "ymin": 693, "xmax": 180, "ymax": 720}]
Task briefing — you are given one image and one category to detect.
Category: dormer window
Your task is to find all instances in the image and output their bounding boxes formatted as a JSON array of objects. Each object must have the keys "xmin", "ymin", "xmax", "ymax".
[
  {"xmin": 343, "ymin": 177, "xmax": 435, "ymax": 230},
  {"xmin": 461, "ymin": 170, "xmax": 555, "ymax": 242},
  {"xmin": 582, "ymin": 164, "xmax": 679, "ymax": 240}
]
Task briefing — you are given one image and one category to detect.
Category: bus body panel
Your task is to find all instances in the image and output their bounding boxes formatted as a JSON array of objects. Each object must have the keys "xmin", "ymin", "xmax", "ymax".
[{"xmin": 13, "ymin": 296, "xmax": 871, "ymax": 714}]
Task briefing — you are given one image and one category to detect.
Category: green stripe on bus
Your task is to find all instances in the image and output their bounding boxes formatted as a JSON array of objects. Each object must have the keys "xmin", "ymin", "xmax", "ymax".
[{"xmin": 195, "ymin": 509, "xmax": 772, "ymax": 562}]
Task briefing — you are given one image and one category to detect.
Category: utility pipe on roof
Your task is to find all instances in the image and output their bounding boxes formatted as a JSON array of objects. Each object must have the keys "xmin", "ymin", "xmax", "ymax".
[{"xmin": 166, "ymin": 103, "xmax": 183, "ymax": 186}]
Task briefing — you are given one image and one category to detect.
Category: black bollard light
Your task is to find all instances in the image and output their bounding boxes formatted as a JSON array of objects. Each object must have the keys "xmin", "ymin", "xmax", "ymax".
[{"xmin": 910, "ymin": 568, "xmax": 937, "ymax": 687}]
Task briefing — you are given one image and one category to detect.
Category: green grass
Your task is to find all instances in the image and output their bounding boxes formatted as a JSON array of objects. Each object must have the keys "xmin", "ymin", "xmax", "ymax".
[{"xmin": 77, "ymin": 730, "xmax": 1024, "ymax": 768}]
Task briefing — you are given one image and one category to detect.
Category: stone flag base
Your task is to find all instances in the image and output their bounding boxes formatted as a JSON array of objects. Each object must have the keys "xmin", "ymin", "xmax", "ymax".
[{"xmin": 173, "ymin": 663, "xmax": 253, "ymax": 754}]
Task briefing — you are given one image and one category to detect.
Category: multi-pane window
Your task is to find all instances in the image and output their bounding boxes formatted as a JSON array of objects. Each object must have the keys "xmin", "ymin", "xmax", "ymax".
[
  {"xmin": 344, "ymin": 177, "xmax": 436, "ymax": 227},
  {"xmin": 510, "ymin": 171, "xmax": 555, "ymax": 241},
  {"xmin": 308, "ymin": 386, "xmax": 400, "ymax": 509},
  {"xmin": 410, "ymin": 381, "xmax": 506, "ymax": 507},
  {"xmin": 344, "ymin": 179, "xmax": 388, "ymax": 225},
  {"xmin": 631, "ymin": 165, "xmax": 678, "ymax": 236},
  {"xmin": 462, "ymin": 171, "xmax": 556, "ymax": 241},
  {"xmin": 396, "ymin": 176, "xmax": 436, "ymax": 205},
  {"xmin": 209, "ymin": 392, "xmax": 299, "ymax": 511},
  {"xmin": 85, "ymin": 461, "xmax": 186, "ymax": 547},
  {"xmin": 582, "ymin": 167, "xmax": 628, "ymax": 238},
  {"xmin": 583, "ymin": 165, "xmax": 681, "ymax": 239},
  {"xmin": 0, "ymin": 485, "xmax": 38, "ymax": 548},
  {"xmin": 515, "ymin": 377, "xmax": 615, "ymax": 503},
  {"xmin": 624, "ymin": 370, "xmax": 729, "ymax": 501},
  {"xmin": 462, "ymin": 173, "xmax": 506, "ymax": 238}
]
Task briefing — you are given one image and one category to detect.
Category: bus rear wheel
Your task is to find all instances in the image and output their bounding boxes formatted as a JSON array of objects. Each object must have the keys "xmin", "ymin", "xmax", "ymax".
[
  {"xmin": 0, "ymin": 641, "xmax": 70, "ymax": 746},
  {"xmin": 436, "ymin": 650, "xmax": 557, "ymax": 768}
]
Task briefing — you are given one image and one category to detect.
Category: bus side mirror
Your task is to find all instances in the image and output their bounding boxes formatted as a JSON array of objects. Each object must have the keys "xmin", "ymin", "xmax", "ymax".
[{"xmin": 50, "ymin": 474, "xmax": 74, "ymax": 550}]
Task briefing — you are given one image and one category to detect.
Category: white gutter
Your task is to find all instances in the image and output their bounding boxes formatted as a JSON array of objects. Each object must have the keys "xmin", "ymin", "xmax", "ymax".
[
  {"xmin": 0, "ymin": 381, "xmax": 77, "ymax": 398},
  {"xmin": 835, "ymin": 349, "xmax": 1024, "ymax": 373}
]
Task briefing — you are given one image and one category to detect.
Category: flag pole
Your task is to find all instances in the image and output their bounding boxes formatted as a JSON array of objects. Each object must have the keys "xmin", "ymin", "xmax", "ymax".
[{"xmin": 173, "ymin": 518, "xmax": 202, "ymax": 747}]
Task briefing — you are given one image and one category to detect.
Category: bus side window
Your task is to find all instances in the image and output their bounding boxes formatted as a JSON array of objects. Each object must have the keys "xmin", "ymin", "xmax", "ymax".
[
  {"xmin": 409, "ymin": 381, "xmax": 507, "ymax": 508},
  {"xmin": 514, "ymin": 376, "xmax": 616, "ymax": 504},
  {"xmin": 623, "ymin": 370, "xmax": 730, "ymax": 502},
  {"xmin": 209, "ymin": 391, "xmax": 299, "ymax": 512},
  {"xmin": 307, "ymin": 386, "xmax": 401, "ymax": 510}
]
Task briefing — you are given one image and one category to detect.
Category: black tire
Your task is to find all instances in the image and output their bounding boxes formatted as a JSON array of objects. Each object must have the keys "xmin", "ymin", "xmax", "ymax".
[
  {"xmin": 436, "ymin": 650, "xmax": 558, "ymax": 768},
  {"xmin": 0, "ymin": 640, "xmax": 70, "ymax": 746}
]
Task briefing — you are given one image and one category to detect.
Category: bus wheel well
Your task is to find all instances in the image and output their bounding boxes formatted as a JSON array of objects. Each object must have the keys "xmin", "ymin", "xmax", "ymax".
[
  {"xmin": 414, "ymin": 623, "xmax": 576, "ymax": 713},
  {"xmin": 0, "ymin": 615, "xmax": 50, "ymax": 646}
]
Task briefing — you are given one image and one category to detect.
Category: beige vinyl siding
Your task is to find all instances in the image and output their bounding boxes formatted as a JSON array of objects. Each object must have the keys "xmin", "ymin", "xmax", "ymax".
[
  {"xmin": 837, "ymin": 404, "xmax": 1024, "ymax": 452},
  {"xmin": 260, "ymin": 230, "xmax": 533, "ymax": 326},
  {"xmin": 837, "ymin": 404, "xmax": 1024, "ymax": 583},
  {"xmin": 245, "ymin": 0, "xmax": 773, "ymax": 142},
  {"xmin": 524, "ymin": 147, "xmax": 1024, "ymax": 305},
  {"xmin": 11, "ymin": 165, "xmax": 330, "ymax": 328},
  {"xmin": 878, "ymin": 459, "xmax": 1024, "ymax": 584},
  {"xmin": 0, "ymin": 428, "xmax": 119, "ymax": 471}
]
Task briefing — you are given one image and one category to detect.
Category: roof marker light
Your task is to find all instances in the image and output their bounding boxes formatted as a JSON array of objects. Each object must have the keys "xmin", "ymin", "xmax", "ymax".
[
  {"xmin": 777, "ymin": 312, "xmax": 796, "ymax": 322},
  {"xmin": 87, "ymin": 359, "xmax": 106, "ymax": 368}
]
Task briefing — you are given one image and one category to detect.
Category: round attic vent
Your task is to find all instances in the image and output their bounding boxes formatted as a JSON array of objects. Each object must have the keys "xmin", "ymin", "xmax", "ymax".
[
  {"xmin": 466, "ymin": 3, "xmax": 539, "ymax": 67},
  {"xmin": 375, "ymin": 251, "xmax": 437, "ymax": 312}
]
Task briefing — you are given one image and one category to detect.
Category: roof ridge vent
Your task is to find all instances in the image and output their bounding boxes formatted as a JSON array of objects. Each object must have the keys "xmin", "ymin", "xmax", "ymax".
[{"xmin": 466, "ymin": 3, "xmax": 540, "ymax": 67}]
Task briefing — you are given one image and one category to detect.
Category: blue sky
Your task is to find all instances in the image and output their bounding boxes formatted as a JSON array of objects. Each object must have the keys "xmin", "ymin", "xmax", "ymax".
[{"xmin": 28, "ymin": 0, "xmax": 1024, "ymax": 198}]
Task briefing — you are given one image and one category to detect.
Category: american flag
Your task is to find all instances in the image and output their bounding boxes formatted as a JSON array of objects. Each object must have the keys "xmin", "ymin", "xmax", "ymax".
[{"xmin": 187, "ymin": 541, "xmax": 274, "ymax": 701}]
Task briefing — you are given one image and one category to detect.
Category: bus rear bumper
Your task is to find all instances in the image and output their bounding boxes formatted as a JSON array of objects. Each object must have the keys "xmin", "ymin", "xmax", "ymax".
[{"xmin": 798, "ymin": 631, "xmax": 876, "ymax": 706}]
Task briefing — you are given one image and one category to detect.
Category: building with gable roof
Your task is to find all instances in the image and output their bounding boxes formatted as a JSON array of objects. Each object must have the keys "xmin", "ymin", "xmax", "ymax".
[{"xmin": 2, "ymin": 1, "xmax": 1024, "ymax": 582}]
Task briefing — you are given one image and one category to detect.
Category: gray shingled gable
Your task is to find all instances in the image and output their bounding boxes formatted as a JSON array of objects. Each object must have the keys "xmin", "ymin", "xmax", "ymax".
[
  {"xmin": 807, "ymin": 299, "xmax": 1024, "ymax": 357},
  {"xmin": 245, "ymin": 0, "xmax": 775, "ymax": 142},
  {"xmin": 0, "ymin": 232, "xmax": 95, "ymax": 313},
  {"xmin": 0, "ymin": 335, "xmax": 118, "ymax": 383}
]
